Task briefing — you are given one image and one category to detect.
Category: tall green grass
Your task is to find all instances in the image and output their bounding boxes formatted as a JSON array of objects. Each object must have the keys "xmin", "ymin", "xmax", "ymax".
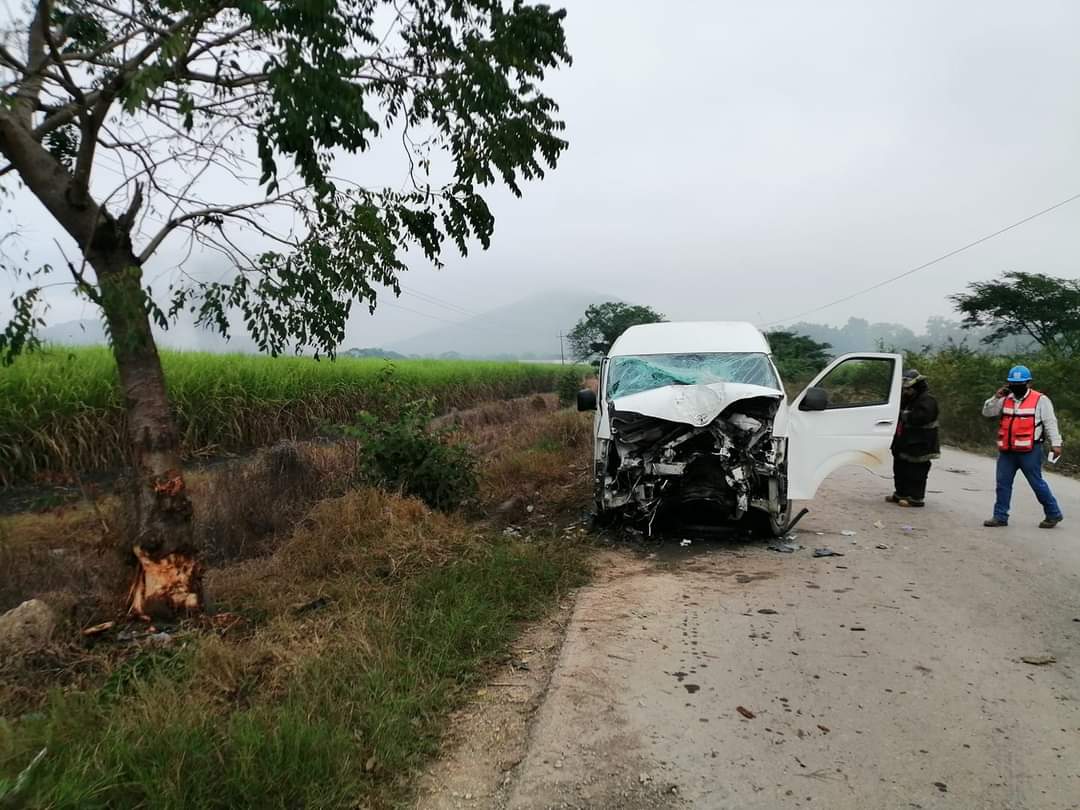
[{"xmin": 0, "ymin": 346, "xmax": 567, "ymax": 486}]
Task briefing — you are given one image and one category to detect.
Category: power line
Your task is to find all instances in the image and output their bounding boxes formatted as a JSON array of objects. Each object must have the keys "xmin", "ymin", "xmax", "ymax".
[{"xmin": 763, "ymin": 190, "xmax": 1080, "ymax": 327}]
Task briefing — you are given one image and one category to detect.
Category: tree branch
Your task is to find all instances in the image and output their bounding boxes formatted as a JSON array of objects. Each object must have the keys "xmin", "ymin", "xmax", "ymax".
[{"xmin": 138, "ymin": 192, "xmax": 302, "ymax": 262}]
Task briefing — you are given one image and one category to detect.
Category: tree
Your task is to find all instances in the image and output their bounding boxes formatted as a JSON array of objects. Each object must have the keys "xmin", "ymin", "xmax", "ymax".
[
  {"xmin": 567, "ymin": 302, "xmax": 665, "ymax": 364},
  {"xmin": 0, "ymin": 0, "xmax": 569, "ymax": 618},
  {"xmin": 764, "ymin": 330, "xmax": 831, "ymax": 382},
  {"xmin": 950, "ymin": 272, "xmax": 1080, "ymax": 357}
]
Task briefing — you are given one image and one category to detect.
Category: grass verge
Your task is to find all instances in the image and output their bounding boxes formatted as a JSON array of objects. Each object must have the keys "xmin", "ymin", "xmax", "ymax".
[{"xmin": 0, "ymin": 525, "xmax": 588, "ymax": 809}]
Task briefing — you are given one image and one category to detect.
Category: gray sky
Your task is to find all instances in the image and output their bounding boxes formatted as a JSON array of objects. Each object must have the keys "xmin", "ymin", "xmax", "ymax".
[{"xmin": 5, "ymin": 0, "xmax": 1080, "ymax": 347}]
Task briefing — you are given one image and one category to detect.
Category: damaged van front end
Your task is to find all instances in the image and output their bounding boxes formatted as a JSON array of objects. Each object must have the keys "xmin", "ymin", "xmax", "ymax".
[
  {"xmin": 582, "ymin": 341, "xmax": 793, "ymax": 535},
  {"xmin": 597, "ymin": 381, "xmax": 788, "ymax": 533}
]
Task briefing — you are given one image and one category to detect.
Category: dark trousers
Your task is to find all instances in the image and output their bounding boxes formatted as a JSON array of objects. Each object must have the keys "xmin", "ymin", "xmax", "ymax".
[{"xmin": 893, "ymin": 457, "xmax": 931, "ymax": 501}]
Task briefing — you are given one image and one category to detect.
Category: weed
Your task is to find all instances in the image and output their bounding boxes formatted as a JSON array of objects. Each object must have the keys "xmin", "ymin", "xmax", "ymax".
[
  {"xmin": 347, "ymin": 399, "xmax": 478, "ymax": 511},
  {"xmin": 556, "ymin": 368, "xmax": 583, "ymax": 407}
]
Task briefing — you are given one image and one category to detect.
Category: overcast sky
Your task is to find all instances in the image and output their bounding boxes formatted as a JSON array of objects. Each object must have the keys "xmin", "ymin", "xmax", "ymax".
[{"xmin": 4, "ymin": 0, "xmax": 1080, "ymax": 346}]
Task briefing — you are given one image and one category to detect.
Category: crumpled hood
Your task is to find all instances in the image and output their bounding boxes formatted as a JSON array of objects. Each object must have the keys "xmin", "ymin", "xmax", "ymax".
[{"xmin": 610, "ymin": 382, "xmax": 783, "ymax": 427}]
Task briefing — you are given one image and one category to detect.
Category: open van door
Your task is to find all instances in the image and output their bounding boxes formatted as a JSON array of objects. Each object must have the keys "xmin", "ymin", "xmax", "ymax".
[{"xmin": 787, "ymin": 352, "xmax": 902, "ymax": 501}]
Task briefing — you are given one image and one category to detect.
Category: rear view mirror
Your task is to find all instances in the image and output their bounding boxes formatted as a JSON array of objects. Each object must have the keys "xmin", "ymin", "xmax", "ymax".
[
  {"xmin": 799, "ymin": 386, "xmax": 829, "ymax": 412},
  {"xmin": 577, "ymin": 389, "xmax": 597, "ymax": 412}
]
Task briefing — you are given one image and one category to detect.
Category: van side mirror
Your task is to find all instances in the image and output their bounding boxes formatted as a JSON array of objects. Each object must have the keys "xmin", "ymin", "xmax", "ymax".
[
  {"xmin": 799, "ymin": 386, "xmax": 829, "ymax": 412},
  {"xmin": 577, "ymin": 389, "xmax": 597, "ymax": 412}
]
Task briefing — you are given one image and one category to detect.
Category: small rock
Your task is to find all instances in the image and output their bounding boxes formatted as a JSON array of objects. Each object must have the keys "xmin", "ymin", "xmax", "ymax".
[
  {"xmin": 876, "ymin": 543, "xmax": 889, "ymax": 550},
  {"xmin": 0, "ymin": 599, "xmax": 58, "ymax": 654},
  {"xmin": 1020, "ymin": 655, "xmax": 1056, "ymax": 666},
  {"xmin": 872, "ymin": 521, "xmax": 885, "ymax": 529},
  {"xmin": 526, "ymin": 504, "xmax": 535, "ymax": 514}
]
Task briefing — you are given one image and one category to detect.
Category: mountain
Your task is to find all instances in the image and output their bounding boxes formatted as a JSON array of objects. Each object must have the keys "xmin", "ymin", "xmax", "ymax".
[
  {"xmin": 39, "ymin": 318, "xmax": 109, "ymax": 346},
  {"xmin": 388, "ymin": 290, "xmax": 605, "ymax": 360}
]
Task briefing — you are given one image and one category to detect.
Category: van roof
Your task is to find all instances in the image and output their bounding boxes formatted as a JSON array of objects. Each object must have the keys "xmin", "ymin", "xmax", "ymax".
[{"xmin": 608, "ymin": 321, "xmax": 770, "ymax": 357}]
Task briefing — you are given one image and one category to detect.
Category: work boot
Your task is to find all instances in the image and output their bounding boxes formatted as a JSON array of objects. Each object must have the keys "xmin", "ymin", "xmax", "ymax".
[
  {"xmin": 983, "ymin": 517, "xmax": 1008, "ymax": 527},
  {"xmin": 1039, "ymin": 516, "xmax": 1063, "ymax": 529},
  {"xmin": 899, "ymin": 498, "xmax": 925, "ymax": 508}
]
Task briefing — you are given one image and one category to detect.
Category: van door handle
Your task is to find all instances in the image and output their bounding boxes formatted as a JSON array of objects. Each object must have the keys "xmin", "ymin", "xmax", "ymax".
[{"xmin": 875, "ymin": 420, "xmax": 894, "ymax": 426}]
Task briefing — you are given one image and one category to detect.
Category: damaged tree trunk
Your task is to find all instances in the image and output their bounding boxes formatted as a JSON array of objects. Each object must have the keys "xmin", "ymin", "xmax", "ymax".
[{"xmin": 90, "ymin": 224, "xmax": 202, "ymax": 620}]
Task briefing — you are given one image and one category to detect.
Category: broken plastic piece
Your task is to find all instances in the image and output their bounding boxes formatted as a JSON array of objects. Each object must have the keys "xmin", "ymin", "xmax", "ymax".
[
  {"xmin": 768, "ymin": 543, "xmax": 800, "ymax": 553},
  {"xmin": 812, "ymin": 548, "xmax": 844, "ymax": 557}
]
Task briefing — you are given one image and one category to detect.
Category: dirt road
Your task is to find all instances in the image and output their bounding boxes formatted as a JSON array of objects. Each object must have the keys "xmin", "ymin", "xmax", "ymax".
[{"xmin": 419, "ymin": 447, "xmax": 1080, "ymax": 810}]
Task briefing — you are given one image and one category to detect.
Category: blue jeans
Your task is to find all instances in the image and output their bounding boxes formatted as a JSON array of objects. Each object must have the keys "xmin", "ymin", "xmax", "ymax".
[{"xmin": 994, "ymin": 450, "xmax": 1063, "ymax": 523}]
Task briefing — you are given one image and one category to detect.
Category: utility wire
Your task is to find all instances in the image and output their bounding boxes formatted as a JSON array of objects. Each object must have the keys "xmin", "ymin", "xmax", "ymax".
[{"xmin": 763, "ymin": 190, "xmax": 1080, "ymax": 327}]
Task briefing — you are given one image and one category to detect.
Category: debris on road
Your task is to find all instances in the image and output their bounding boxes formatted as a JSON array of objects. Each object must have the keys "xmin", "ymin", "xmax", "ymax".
[
  {"xmin": 812, "ymin": 548, "xmax": 844, "ymax": 557},
  {"xmin": 757, "ymin": 608, "xmax": 779, "ymax": 615},
  {"xmin": 81, "ymin": 620, "xmax": 116, "ymax": 637},
  {"xmin": 872, "ymin": 520, "xmax": 885, "ymax": 529},
  {"xmin": 680, "ymin": 539, "xmax": 692, "ymax": 547},
  {"xmin": 944, "ymin": 467, "xmax": 971, "ymax": 475},
  {"xmin": 876, "ymin": 543, "xmax": 889, "ymax": 550},
  {"xmin": 840, "ymin": 530, "xmax": 857, "ymax": 537},
  {"xmin": 1020, "ymin": 655, "xmax": 1056, "ymax": 666},
  {"xmin": 850, "ymin": 625, "xmax": 867, "ymax": 632},
  {"xmin": 934, "ymin": 781, "xmax": 948, "ymax": 793},
  {"xmin": 768, "ymin": 543, "xmax": 800, "ymax": 553},
  {"xmin": 817, "ymin": 724, "xmax": 831, "ymax": 734},
  {"xmin": 736, "ymin": 706, "xmax": 756, "ymax": 719},
  {"xmin": 901, "ymin": 525, "xmax": 914, "ymax": 532}
]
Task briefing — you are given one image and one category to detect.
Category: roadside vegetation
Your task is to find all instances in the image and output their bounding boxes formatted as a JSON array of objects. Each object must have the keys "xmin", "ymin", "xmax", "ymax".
[
  {"xmin": 0, "ymin": 348, "xmax": 568, "ymax": 487},
  {"xmin": 0, "ymin": 394, "xmax": 594, "ymax": 809}
]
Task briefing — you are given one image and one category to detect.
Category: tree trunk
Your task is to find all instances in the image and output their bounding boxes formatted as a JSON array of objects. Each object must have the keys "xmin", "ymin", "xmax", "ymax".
[{"xmin": 89, "ymin": 227, "xmax": 202, "ymax": 621}]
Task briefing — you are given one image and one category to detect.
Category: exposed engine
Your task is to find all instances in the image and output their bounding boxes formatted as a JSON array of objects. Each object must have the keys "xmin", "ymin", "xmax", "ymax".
[{"xmin": 597, "ymin": 395, "xmax": 785, "ymax": 532}]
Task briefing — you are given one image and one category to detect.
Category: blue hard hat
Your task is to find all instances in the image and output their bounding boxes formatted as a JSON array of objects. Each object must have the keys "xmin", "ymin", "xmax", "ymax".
[{"xmin": 1006, "ymin": 365, "xmax": 1032, "ymax": 383}]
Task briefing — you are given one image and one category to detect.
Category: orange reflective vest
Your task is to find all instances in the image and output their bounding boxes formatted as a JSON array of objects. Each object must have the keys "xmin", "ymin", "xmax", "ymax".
[{"xmin": 998, "ymin": 389, "xmax": 1042, "ymax": 452}]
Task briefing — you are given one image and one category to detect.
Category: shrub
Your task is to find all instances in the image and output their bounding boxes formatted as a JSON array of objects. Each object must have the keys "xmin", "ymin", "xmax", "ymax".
[
  {"xmin": 347, "ymin": 399, "xmax": 478, "ymax": 511},
  {"xmin": 557, "ymin": 369, "xmax": 583, "ymax": 407}
]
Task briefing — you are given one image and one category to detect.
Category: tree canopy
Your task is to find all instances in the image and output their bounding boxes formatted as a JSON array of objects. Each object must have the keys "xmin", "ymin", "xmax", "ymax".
[
  {"xmin": 567, "ymin": 302, "xmax": 665, "ymax": 364},
  {"xmin": 950, "ymin": 271, "xmax": 1080, "ymax": 357},
  {"xmin": 765, "ymin": 330, "xmax": 831, "ymax": 382}
]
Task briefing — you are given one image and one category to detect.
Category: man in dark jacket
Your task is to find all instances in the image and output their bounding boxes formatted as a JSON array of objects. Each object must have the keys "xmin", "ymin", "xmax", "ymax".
[{"xmin": 886, "ymin": 369, "xmax": 941, "ymax": 507}]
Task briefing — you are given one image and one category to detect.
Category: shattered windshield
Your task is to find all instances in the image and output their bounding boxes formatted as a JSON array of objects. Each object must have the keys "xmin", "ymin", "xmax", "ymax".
[{"xmin": 607, "ymin": 353, "xmax": 779, "ymax": 398}]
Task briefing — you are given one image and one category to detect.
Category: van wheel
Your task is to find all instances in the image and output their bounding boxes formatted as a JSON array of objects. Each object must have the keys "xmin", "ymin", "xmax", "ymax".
[
  {"xmin": 746, "ymin": 496, "xmax": 792, "ymax": 539},
  {"xmin": 767, "ymin": 499, "xmax": 793, "ymax": 538}
]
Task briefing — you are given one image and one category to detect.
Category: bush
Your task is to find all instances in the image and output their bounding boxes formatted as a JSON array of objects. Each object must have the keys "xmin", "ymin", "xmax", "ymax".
[
  {"xmin": 347, "ymin": 399, "xmax": 478, "ymax": 511},
  {"xmin": 557, "ymin": 369, "xmax": 583, "ymax": 407}
]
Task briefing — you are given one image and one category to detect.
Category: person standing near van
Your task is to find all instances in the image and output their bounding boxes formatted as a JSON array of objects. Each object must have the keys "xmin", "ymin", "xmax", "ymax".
[
  {"xmin": 982, "ymin": 365, "xmax": 1064, "ymax": 529},
  {"xmin": 887, "ymin": 369, "xmax": 940, "ymax": 507}
]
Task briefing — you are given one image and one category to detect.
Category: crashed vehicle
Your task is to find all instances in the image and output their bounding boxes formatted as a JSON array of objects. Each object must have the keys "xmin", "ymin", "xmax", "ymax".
[{"xmin": 577, "ymin": 322, "xmax": 902, "ymax": 536}]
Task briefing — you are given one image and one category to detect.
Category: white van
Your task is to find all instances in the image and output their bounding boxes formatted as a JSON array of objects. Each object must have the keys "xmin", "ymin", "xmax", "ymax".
[{"xmin": 577, "ymin": 321, "xmax": 902, "ymax": 536}]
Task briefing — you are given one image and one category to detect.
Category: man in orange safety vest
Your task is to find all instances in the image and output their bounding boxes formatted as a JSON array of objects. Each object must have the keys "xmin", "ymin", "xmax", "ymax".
[{"xmin": 981, "ymin": 365, "xmax": 1063, "ymax": 529}]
